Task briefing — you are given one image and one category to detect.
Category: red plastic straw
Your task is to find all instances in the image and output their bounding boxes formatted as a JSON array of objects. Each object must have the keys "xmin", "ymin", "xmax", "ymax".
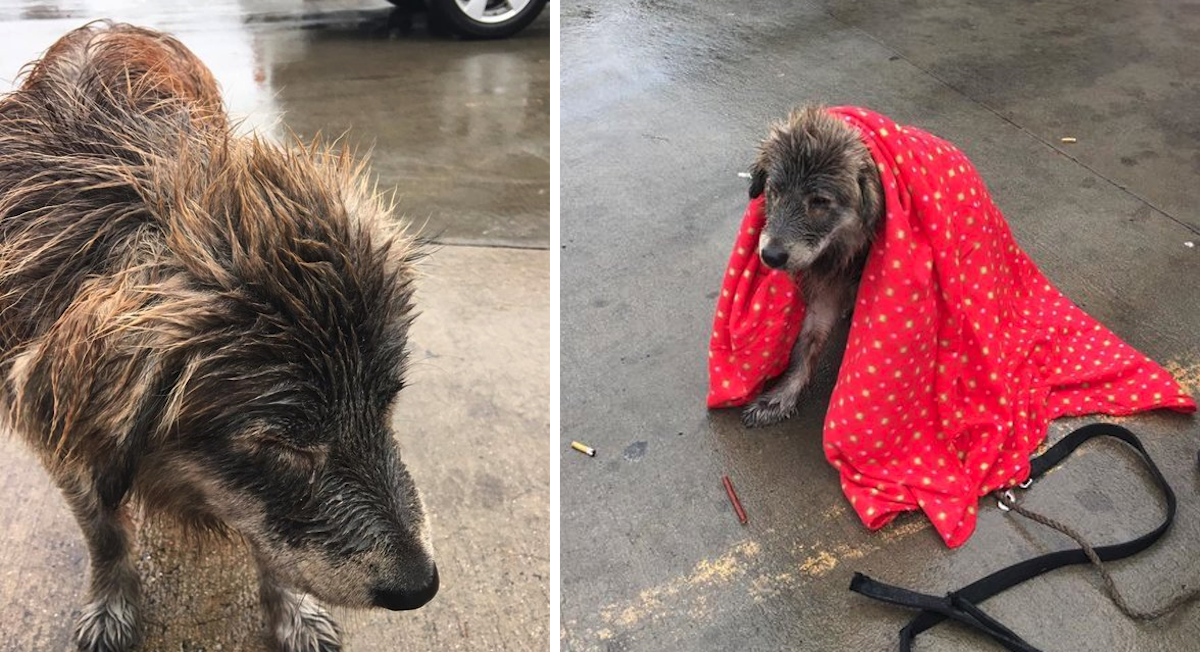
[{"xmin": 722, "ymin": 475, "xmax": 748, "ymax": 525}]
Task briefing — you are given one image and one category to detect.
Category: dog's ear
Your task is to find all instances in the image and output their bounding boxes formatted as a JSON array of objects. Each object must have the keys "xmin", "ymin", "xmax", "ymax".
[
  {"xmin": 858, "ymin": 155, "xmax": 883, "ymax": 228},
  {"xmin": 9, "ymin": 285, "xmax": 191, "ymax": 509},
  {"xmin": 13, "ymin": 347, "xmax": 169, "ymax": 509},
  {"xmin": 92, "ymin": 361, "xmax": 184, "ymax": 508},
  {"xmin": 749, "ymin": 166, "xmax": 766, "ymax": 199},
  {"xmin": 748, "ymin": 151, "xmax": 768, "ymax": 199}
]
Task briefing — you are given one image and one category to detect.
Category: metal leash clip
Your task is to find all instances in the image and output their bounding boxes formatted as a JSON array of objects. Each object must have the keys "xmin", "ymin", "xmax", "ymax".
[
  {"xmin": 997, "ymin": 476, "xmax": 1034, "ymax": 511},
  {"xmin": 996, "ymin": 489, "xmax": 1018, "ymax": 512}
]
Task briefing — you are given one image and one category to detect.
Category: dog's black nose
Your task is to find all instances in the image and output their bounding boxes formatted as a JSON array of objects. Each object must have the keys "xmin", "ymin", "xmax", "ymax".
[
  {"xmin": 760, "ymin": 244, "xmax": 789, "ymax": 269},
  {"xmin": 372, "ymin": 565, "xmax": 439, "ymax": 611}
]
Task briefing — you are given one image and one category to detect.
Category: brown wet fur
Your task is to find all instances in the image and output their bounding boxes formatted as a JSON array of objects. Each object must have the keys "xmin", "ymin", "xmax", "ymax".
[{"xmin": 0, "ymin": 21, "xmax": 433, "ymax": 652}]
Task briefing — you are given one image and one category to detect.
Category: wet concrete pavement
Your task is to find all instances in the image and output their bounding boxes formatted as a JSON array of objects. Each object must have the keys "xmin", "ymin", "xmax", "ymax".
[
  {"xmin": 561, "ymin": 1, "xmax": 1200, "ymax": 651},
  {"xmin": 0, "ymin": 1, "xmax": 548, "ymax": 651}
]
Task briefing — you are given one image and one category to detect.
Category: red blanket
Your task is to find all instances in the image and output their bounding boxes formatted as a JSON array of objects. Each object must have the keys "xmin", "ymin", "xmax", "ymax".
[{"xmin": 708, "ymin": 106, "xmax": 1196, "ymax": 547}]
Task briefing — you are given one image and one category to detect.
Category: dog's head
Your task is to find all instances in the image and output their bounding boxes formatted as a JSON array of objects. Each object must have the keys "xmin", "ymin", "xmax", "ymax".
[
  {"xmin": 749, "ymin": 106, "xmax": 882, "ymax": 273},
  {"xmin": 127, "ymin": 140, "xmax": 440, "ymax": 611},
  {"xmin": 153, "ymin": 141, "xmax": 438, "ymax": 611}
]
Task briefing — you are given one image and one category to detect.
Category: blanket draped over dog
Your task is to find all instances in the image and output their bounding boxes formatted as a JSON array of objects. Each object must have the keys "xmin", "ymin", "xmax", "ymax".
[{"xmin": 707, "ymin": 106, "xmax": 1196, "ymax": 547}]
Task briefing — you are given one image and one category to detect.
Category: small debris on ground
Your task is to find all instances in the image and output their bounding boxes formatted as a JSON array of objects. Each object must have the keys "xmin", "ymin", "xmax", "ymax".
[
  {"xmin": 722, "ymin": 475, "xmax": 748, "ymax": 525},
  {"xmin": 1060, "ymin": 137, "xmax": 1078, "ymax": 143},
  {"xmin": 737, "ymin": 171, "xmax": 752, "ymax": 178},
  {"xmin": 1185, "ymin": 241, "xmax": 1195, "ymax": 248},
  {"xmin": 570, "ymin": 441, "xmax": 596, "ymax": 457}
]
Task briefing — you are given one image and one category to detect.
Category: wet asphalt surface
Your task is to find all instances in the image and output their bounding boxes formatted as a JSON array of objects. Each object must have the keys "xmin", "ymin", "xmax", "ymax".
[
  {"xmin": 0, "ymin": 1, "xmax": 548, "ymax": 651},
  {"xmin": 561, "ymin": 2, "xmax": 1200, "ymax": 651}
]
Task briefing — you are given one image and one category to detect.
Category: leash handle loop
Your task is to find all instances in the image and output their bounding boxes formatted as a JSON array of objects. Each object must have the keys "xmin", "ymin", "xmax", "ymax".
[{"xmin": 851, "ymin": 423, "xmax": 1177, "ymax": 651}]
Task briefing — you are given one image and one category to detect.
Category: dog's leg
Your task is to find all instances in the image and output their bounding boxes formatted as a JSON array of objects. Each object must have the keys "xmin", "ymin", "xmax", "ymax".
[
  {"xmin": 57, "ymin": 473, "xmax": 142, "ymax": 652},
  {"xmin": 257, "ymin": 558, "xmax": 342, "ymax": 652},
  {"xmin": 742, "ymin": 286, "xmax": 842, "ymax": 428}
]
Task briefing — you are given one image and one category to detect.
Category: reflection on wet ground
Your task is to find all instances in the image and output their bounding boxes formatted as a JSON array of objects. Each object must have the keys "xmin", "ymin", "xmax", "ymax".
[{"xmin": 0, "ymin": 0, "xmax": 549, "ymax": 245}]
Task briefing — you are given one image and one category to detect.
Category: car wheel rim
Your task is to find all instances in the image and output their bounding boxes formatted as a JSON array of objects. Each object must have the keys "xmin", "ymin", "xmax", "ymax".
[{"xmin": 454, "ymin": 0, "xmax": 532, "ymax": 24}]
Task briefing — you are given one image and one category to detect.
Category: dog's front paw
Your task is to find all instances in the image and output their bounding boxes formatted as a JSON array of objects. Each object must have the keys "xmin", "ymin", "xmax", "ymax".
[
  {"xmin": 271, "ymin": 594, "xmax": 341, "ymax": 652},
  {"xmin": 741, "ymin": 392, "xmax": 798, "ymax": 428},
  {"xmin": 74, "ymin": 595, "xmax": 140, "ymax": 652}
]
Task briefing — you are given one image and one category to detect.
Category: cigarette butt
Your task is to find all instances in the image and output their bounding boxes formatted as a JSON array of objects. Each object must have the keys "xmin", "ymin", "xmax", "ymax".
[
  {"xmin": 570, "ymin": 441, "xmax": 596, "ymax": 457},
  {"xmin": 737, "ymin": 171, "xmax": 752, "ymax": 179},
  {"xmin": 1060, "ymin": 137, "xmax": 1077, "ymax": 144},
  {"xmin": 722, "ymin": 475, "xmax": 748, "ymax": 525}
]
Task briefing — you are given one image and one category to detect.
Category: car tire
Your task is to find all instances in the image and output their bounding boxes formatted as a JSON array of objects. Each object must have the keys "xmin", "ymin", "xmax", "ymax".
[{"xmin": 427, "ymin": 0, "xmax": 548, "ymax": 39}]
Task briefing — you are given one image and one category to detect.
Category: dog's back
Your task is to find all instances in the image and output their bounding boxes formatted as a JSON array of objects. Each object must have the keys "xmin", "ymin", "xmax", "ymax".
[{"xmin": 0, "ymin": 22, "xmax": 223, "ymax": 352}]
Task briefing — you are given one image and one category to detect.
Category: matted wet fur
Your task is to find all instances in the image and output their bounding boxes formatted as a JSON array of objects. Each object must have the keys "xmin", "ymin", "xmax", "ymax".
[
  {"xmin": 742, "ymin": 105, "xmax": 884, "ymax": 428},
  {"xmin": 0, "ymin": 21, "xmax": 437, "ymax": 652}
]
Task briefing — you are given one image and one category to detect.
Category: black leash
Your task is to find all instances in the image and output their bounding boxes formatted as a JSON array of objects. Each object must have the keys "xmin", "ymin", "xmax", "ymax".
[{"xmin": 850, "ymin": 423, "xmax": 1193, "ymax": 652}]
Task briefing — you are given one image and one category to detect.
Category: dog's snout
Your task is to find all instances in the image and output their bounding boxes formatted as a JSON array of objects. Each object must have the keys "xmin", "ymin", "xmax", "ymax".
[
  {"xmin": 371, "ymin": 564, "xmax": 439, "ymax": 611},
  {"xmin": 760, "ymin": 243, "xmax": 789, "ymax": 269}
]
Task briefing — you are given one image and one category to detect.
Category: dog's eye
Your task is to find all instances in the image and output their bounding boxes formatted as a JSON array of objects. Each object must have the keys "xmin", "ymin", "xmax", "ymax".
[
  {"xmin": 267, "ymin": 436, "xmax": 328, "ymax": 472},
  {"xmin": 808, "ymin": 196, "xmax": 832, "ymax": 209},
  {"xmin": 244, "ymin": 425, "xmax": 328, "ymax": 470}
]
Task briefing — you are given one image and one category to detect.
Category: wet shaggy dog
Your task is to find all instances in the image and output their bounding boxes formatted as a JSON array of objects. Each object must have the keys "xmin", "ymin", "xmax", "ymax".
[
  {"xmin": 0, "ymin": 22, "xmax": 437, "ymax": 652},
  {"xmin": 741, "ymin": 106, "xmax": 884, "ymax": 428}
]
